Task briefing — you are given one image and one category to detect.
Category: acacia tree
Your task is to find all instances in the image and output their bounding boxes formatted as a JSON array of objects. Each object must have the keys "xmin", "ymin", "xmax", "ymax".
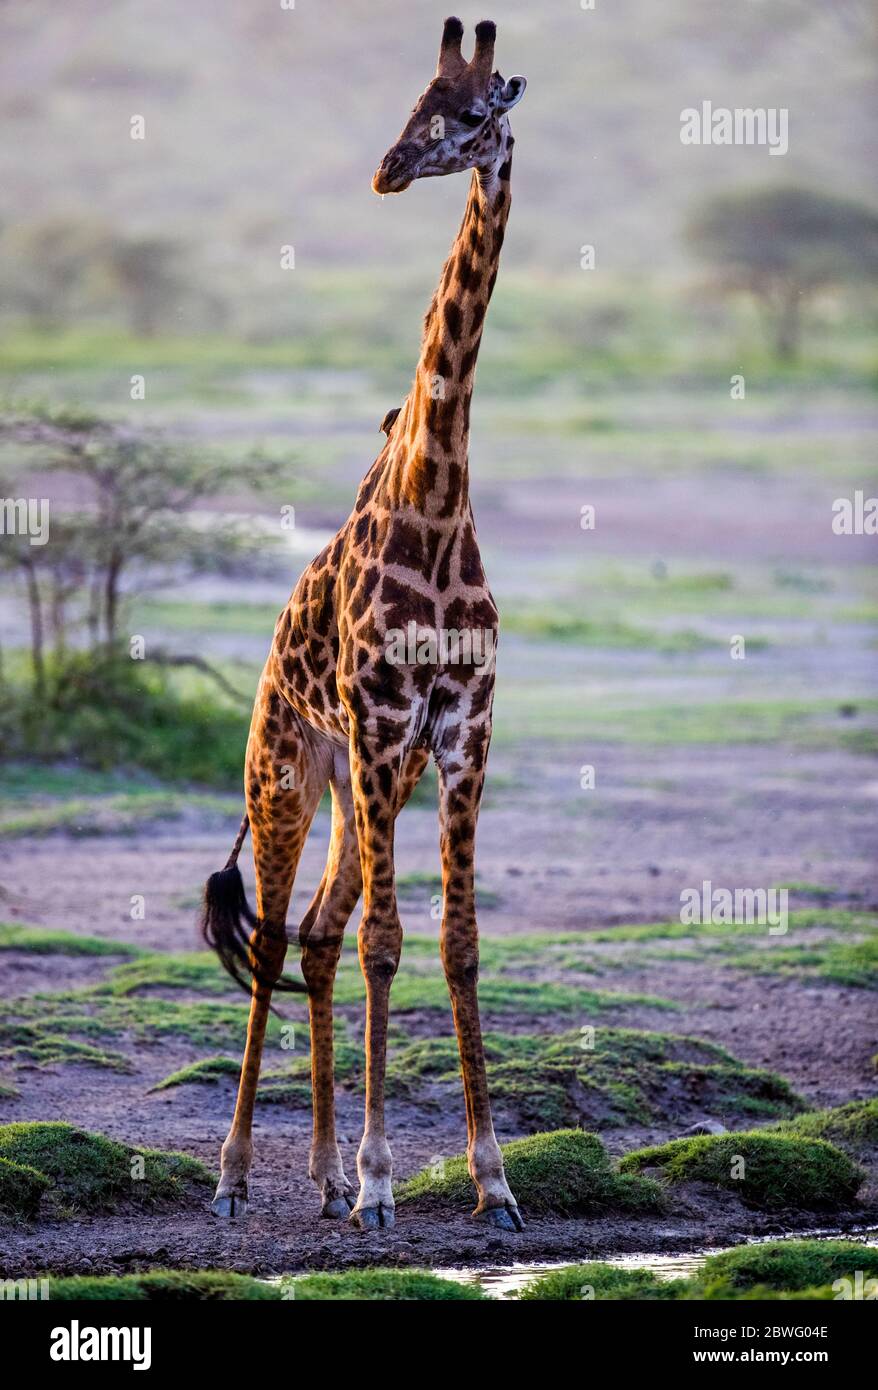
[
  {"xmin": 687, "ymin": 186, "xmax": 878, "ymax": 359},
  {"xmin": 0, "ymin": 408, "xmax": 284, "ymax": 688}
]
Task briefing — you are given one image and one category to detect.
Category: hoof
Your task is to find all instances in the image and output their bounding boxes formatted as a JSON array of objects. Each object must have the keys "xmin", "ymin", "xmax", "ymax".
[
  {"xmin": 321, "ymin": 1193, "xmax": 355, "ymax": 1220},
  {"xmin": 474, "ymin": 1202, "xmax": 524, "ymax": 1232},
  {"xmin": 350, "ymin": 1202, "xmax": 395, "ymax": 1230},
  {"xmin": 211, "ymin": 1186, "xmax": 249, "ymax": 1220}
]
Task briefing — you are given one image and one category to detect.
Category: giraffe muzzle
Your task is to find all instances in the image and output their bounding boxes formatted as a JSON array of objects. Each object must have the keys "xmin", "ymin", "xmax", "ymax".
[{"xmin": 372, "ymin": 145, "xmax": 418, "ymax": 195}]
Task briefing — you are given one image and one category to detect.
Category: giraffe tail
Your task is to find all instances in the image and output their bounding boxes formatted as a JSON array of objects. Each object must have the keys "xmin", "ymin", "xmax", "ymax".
[{"xmin": 200, "ymin": 813, "xmax": 308, "ymax": 995}]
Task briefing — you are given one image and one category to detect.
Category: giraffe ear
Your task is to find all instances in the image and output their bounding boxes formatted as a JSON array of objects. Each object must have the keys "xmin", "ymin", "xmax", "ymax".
[{"xmin": 497, "ymin": 75, "xmax": 526, "ymax": 112}]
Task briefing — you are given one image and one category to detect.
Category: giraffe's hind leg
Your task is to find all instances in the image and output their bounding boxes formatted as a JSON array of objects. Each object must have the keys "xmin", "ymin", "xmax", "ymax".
[
  {"xmin": 212, "ymin": 692, "xmax": 331, "ymax": 1219},
  {"xmin": 299, "ymin": 752, "xmax": 361, "ymax": 1218},
  {"xmin": 300, "ymin": 745, "xmax": 429, "ymax": 1219}
]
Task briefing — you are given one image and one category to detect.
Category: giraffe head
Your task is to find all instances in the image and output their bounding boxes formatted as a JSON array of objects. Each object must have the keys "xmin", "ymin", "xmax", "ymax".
[{"xmin": 372, "ymin": 17, "xmax": 526, "ymax": 195}]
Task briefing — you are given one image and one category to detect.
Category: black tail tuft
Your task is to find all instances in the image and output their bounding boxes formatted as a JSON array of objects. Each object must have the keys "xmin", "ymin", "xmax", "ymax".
[{"xmin": 200, "ymin": 862, "xmax": 308, "ymax": 996}]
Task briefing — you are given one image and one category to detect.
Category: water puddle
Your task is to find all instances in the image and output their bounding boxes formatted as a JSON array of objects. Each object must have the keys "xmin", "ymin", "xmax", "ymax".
[{"xmin": 432, "ymin": 1225, "xmax": 878, "ymax": 1300}]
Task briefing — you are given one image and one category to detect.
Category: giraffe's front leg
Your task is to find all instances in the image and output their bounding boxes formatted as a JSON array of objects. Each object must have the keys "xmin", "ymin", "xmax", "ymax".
[
  {"xmin": 347, "ymin": 731, "xmax": 404, "ymax": 1231},
  {"xmin": 435, "ymin": 726, "xmax": 523, "ymax": 1233}
]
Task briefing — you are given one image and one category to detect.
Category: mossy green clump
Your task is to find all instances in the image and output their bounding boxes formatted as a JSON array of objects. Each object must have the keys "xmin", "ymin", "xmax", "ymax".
[
  {"xmin": 384, "ymin": 1027, "xmax": 800, "ymax": 1130},
  {"xmin": 0, "ymin": 1155, "xmax": 51, "ymax": 1217},
  {"xmin": 695, "ymin": 1238, "xmax": 878, "ymax": 1295},
  {"xmin": 0, "ymin": 1122, "xmax": 214, "ymax": 1218},
  {"xmin": 516, "ymin": 1238, "xmax": 878, "ymax": 1301},
  {"xmin": 46, "ymin": 1270, "xmax": 280, "ymax": 1300},
  {"xmin": 620, "ymin": 1133, "xmax": 864, "ymax": 1209},
  {"xmin": 288, "ymin": 1270, "xmax": 485, "ymax": 1300},
  {"xmin": 517, "ymin": 1262, "xmax": 687, "ymax": 1301},
  {"xmin": 151, "ymin": 1056, "xmax": 240, "ymax": 1091},
  {"xmin": 768, "ymin": 1100, "xmax": 878, "ymax": 1154},
  {"xmin": 398, "ymin": 1128, "xmax": 663, "ymax": 1216}
]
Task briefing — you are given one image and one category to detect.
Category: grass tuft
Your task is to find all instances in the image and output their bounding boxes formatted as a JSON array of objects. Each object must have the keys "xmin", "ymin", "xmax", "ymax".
[
  {"xmin": 517, "ymin": 1263, "xmax": 687, "ymax": 1300},
  {"xmin": 150, "ymin": 1056, "xmax": 240, "ymax": 1091},
  {"xmin": 0, "ymin": 1122, "xmax": 214, "ymax": 1218},
  {"xmin": 398, "ymin": 1128, "xmax": 664, "ymax": 1216},
  {"xmin": 619, "ymin": 1132, "xmax": 864, "ymax": 1209},
  {"xmin": 695, "ymin": 1238, "xmax": 878, "ymax": 1295},
  {"xmin": 0, "ymin": 1156, "xmax": 51, "ymax": 1218},
  {"xmin": 288, "ymin": 1270, "xmax": 485, "ymax": 1300},
  {"xmin": 44, "ymin": 1270, "xmax": 280, "ymax": 1301},
  {"xmin": 766, "ymin": 1100, "xmax": 878, "ymax": 1154}
]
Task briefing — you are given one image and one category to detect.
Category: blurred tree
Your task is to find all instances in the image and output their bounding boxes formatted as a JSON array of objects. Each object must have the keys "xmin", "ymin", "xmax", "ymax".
[
  {"xmin": 104, "ymin": 236, "xmax": 185, "ymax": 337},
  {"xmin": 0, "ymin": 217, "xmax": 111, "ymax": 330},
  {"xmin": 687, "ymin": 186, "xmax": 878, "ymax": 359}
]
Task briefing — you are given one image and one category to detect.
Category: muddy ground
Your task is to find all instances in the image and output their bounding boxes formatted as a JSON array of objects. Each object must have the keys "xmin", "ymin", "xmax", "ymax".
[
  {"xmin": 1, "ymin": 391, "xmax": 877, "ymax": 1276},
  {"xmin": 1, "ymin": 732, "xmax": 876, "ymax": 1276}
]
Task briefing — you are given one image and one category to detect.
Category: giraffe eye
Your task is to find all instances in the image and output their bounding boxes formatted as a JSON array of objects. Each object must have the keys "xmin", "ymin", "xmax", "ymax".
[{"xmin": 459, "ymin": 108, "xmax": 485, "ymax": 128}]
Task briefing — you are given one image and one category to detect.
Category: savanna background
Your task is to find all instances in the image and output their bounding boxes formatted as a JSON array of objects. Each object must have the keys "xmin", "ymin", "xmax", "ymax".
[{"xmin": 0, "ymin": 0, "xmax": 876, "ymax": 1302}]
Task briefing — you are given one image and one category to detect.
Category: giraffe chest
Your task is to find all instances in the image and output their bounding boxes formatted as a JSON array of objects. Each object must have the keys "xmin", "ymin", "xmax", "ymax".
[
  {"xmin": 268, "ymin": 501, "xmax": 498, "ymax": 755},
  {"xmin": 334, "ymin": 508, "xmax": 498, "ymax": 744}
]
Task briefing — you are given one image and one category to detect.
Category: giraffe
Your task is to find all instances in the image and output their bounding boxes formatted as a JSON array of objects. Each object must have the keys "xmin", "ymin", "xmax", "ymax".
[{"xmin": 201, "ymin": 15, "xmax": 527, "ymax": 1234}]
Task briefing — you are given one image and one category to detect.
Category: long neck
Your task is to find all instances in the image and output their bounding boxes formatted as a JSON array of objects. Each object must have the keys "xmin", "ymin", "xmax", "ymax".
[{"xmin": 391, "ymin": 143, "xmax": 513, "ymax": 518}]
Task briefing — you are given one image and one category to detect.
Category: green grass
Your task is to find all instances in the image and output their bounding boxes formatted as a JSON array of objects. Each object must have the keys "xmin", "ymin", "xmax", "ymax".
[
  {"xmin": 395, "ymin": 870, "xmax": 444, "ymax": 895},
  {"xmin": 152, "ymin": 1040, "xmax": 362, "ymax": 1108},
  {"xmin": 0, "ymin": 1156, "xmax": 51, "ymax": 1218},
  {"xmin": 767, "ymin": 1100, "xmax": 878, "ymax": 1154},
  {"xmin": 152, "ymin": 1023, "xmax": 780, "ymax": 1130},
  {"xmin": 150, "ymin": 1056, "xmax": 241, "ymax": 1091},
  {"xmin": 385, "ymin": 1027, "xmax": 800, "ymax": 1129},
  {"xmin": 0, "ymin": 987, "xmax": 260, "ymax": 1068},
  {"xmin": 517, "ymin": 1263, "xmax": 689, "ymax": 1301},
  {"xmin": 43, "ymin": 1270, "xmax": 282, "ymax": 1301},
  {"xmin": 620, "ymin": 1133, "xmax": 864, "ymax": 1209},
  {"xmin": 133, "ymin": 599, "xmax": 280, "ymax": 636},
  {"xmin": 35, "ymin": 1242, "xmax": 878, "ymax": 1302},
  {"xmin": 515, "ymin": 1238, "xmax": 878, "ymax": 1300},
  {"xmin": 0, "ymin": 791, "xmax": 240, "ymax": 838},
  {"xmin": 373, "ymin": 972, "xmax": 672, "ymax": 1018},
  {"xmin": 97, "ymin": 944, "xmax": 671, "ymax": 1018},
  {"xmin": 103, "ymin": 953, "xmax": 235, "ymax": 997},
  {"xmin": 501, "ymin": 609, "xmax": 722, "ymax": 653},
  {"xmin": 772, "ymin": 882, "xmax": 838, "ymax": 898},
  {"xmin": 492, "ymin": 692, "xmax": 878, "ymax": 750},
  {"xmin": 1, "ymin": 655, "xmax": 251, "ymax": 789},
  {"xmin": 287, "ymin": 1270, "xmax": 485, "ymax": 1300},
  {"xmin": 0, "ymin": 1122, "xmax": 213, "ymax": 1218},
  {"xmin": 548, "ymin": 909, "xmax": 878, "ymax": 946},
  {"xmin": 696, "ymin": 1238, "xmax": 878, "ymax": 1296},
  {"xmin": 0, "ymin": 924, "xmax": 142, "ymax": 957},
  {"xmin": 398, "ymin": 1128, "xmax": 664, "ymax": 1216},
  {"xmin": 729, "ymin": 935, "xmax": 878, "ymax": 988},
  {"xmin": 37, "ymin": 1268, "xmax": 483, "ymax": 1300}
]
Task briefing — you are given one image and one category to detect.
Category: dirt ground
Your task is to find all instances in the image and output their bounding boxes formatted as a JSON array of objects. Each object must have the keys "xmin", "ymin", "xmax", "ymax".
[
  {"xmin": 1, "ymin": 730, "xmax": 876, "ymax": 1276},
  {"xmin": 1, "ymin": 408, "xmax": 876, "ymax": 1276}
]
